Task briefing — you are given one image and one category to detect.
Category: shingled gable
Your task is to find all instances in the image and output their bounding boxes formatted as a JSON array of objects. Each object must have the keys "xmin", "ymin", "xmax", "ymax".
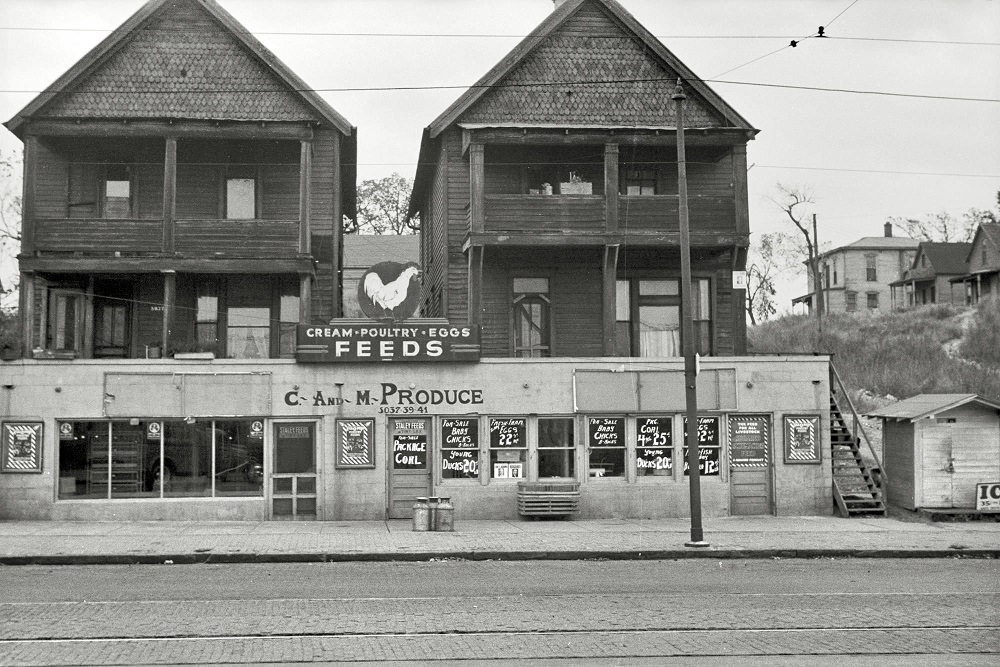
[
  {"xmin": 427, "ymin": 0, "xmax": 756, "ymax": 137},
  {"xmin": 4, "ymin": 0, "xmax": 353, "ymax": 137}
]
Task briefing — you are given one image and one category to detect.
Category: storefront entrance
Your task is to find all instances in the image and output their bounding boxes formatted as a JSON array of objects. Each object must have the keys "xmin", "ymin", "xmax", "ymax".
[
  {"xmin": 387, "ymin": 418, "xmax": 431, "ymax": 519},
  {"xmin": 728, "ymin": 415, "xmax": 773, "ymax": 515},
  {"xmin": 270, "ymin": 421, "xmax": 319, "ymax": 520}
]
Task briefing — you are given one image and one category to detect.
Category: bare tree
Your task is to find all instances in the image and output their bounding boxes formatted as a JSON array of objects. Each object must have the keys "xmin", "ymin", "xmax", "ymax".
[
  {"xmin": 746, "ymin": 232, "xmax": 797, "ymax": 325},
  {"xmin": 770, "ymin": 183, "xmax": 823, "ymax": 317},
  {"xmin": 349, "ymin": 172, "xmax": 418, "ymax": 235},
  {"xmin": 886, "ymin": 192, "xmax": 998, "ymax": 243},
  {"xmin": 0, "ymin": 149, "xmax": 23, "ymax": 302}
]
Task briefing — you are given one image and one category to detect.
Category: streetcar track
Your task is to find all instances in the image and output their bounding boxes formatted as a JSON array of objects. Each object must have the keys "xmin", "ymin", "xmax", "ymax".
[{"xmin": 3, "ymin": 625, "xmax": 999, "ymax": 644}]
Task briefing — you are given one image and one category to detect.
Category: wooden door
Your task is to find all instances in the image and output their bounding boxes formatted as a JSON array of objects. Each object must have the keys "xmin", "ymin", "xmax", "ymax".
[
  {"xmin": 729, "ymin": 415, "xmax": 773, "ymax": 516},
  {"xmin": 270, "ymin": 421, "xmax": 319, "ymax": 520},
  {"xmin": 387, "ymin": 418, "xmax": 431, "ymax": 519}
]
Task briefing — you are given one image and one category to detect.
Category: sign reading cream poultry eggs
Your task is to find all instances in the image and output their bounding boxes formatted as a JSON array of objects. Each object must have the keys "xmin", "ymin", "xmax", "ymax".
[{"xmin": 296, "ymin": 324, "xmax": 480, "ymax": 363}]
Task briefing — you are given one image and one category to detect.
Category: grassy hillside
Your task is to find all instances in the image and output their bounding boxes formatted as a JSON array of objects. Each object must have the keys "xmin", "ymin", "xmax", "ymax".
[{"xmin": 748, "ymin": 298, "xmax": 1000, "ymax": 409}]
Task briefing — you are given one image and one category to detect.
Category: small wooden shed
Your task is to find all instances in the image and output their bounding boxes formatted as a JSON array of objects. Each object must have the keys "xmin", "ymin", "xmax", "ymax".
[{"xmin": 868, "ymin": 394, "xmax": 1000, "ymax": 510}]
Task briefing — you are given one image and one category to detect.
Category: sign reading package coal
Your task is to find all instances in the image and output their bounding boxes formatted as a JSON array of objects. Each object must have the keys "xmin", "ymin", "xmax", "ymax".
[{"xmin": 296, "ymin": 323, "xmax": 480, "ymax": 362}]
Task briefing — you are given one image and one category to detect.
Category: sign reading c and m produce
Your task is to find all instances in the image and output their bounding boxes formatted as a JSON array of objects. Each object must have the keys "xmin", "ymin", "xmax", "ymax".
[{"xmin": 296, "ymin": 323, "xmax": 480, "ymax": 363}]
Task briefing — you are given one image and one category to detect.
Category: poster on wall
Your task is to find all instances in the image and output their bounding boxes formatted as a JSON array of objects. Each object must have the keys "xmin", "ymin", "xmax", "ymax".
[
  {"xmin": 682, "ymin": 416, "xmax": 721, "ymax": 476},
  {"xmin": 1, "ymin": 422, "xmax": 44, "ymax": 473},
  {"xmin": 728, "ymin": 415, "xmax": 770, "ymax": 468},
  {"xmin": 335, "ymin": 419, "xmax": 375, "ymax": 469},
  {"xmin": 784, "ymin": 415, "xmax": 821, "ymax": 463}
]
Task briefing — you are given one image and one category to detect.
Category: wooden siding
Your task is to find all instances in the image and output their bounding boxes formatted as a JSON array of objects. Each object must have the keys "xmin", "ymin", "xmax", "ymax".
[
  {"xmin": 884, "ymin": 421, "xmax": 916, "ymax": 509},
  {"xmin": 485, "ymin": 195, "xmax": 604, "ymax": 232},
  {"xmin": 34, "ymin": 218, "xmax": 162, "ymax": 252},
  {"xmin": 618, "ymin": 195, "xmax": 734, "ymax": 231},
  {"xmin": 444, "ymin": 130, "xmax": 470, "ymax": 323},
  {"xmin": 174, "ymin": 220, "xmax": 298, "ymax": 256}
]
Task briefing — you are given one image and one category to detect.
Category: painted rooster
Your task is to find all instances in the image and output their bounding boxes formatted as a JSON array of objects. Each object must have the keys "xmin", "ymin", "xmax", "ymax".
[{"xmin": 364, "ymin": 265, "xmax": 420, "ymax": 317}]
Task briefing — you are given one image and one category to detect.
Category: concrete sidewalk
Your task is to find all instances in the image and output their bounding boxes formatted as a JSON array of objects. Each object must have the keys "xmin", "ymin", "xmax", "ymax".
[{"xmin": 0, "ymin": 515, "xmax": 996, "ymax": 564}]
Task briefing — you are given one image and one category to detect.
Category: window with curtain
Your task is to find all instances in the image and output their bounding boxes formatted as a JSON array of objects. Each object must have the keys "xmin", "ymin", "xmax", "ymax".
[{"xmin": 616, "ymin": 278, "xmax": 711, "ymax": 357}]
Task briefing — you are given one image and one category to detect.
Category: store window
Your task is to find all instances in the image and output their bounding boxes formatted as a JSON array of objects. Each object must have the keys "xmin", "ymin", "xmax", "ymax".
[
  {"xmin": 440, "ymin": 417, "xmax": 479, "ymax": 480},
  {"xmin": 489, "ymin": 417, "xmax": 526, "ymax": 479},
  {"xmin": 587, "ymin": 417, "xmax": 625, "ymax": 478},
  {"xmin": 682, "ymin": 416, "xmax": 721, "ymax": 477},
  {"xmin": 512, "ymin": 278, "xmax": 550, "ymax": 358},
  {"xmin": 635, "ymin": 417, "xmax": 673, "ymax": 477},
  {"xmin": 57, "ymin": 419, "xmax": 263, "ymax": 499},
  {"xmin": 538, "ymin": 417, "xmax": 575, "ymax": 479}
]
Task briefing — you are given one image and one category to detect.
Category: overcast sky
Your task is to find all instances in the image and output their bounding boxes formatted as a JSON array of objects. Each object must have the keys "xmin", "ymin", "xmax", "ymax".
[{"xmin": 1, "ymin": 0, "xmax": 998, "ymax": 310}]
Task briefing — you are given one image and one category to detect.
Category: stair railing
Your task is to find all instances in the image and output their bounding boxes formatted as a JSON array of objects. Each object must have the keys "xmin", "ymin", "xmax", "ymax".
[{"xmin": 829, "ymin": 362, "xmax": 886, "ymax": 488}]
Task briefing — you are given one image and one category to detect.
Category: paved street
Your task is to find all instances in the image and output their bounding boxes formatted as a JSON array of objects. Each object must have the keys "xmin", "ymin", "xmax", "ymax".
[{"xmin": 1, "ymin": 559, "xmax": 997, "ymax": 665}]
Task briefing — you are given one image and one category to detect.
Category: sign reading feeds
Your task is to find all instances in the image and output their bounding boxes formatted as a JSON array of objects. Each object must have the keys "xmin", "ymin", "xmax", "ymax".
[
  {"xmin": 296, "ymin": 323, "xmax": 480, "ymax": 363},
  {"xmin": 359, "ymin": 261, "xmax": 421, "ymax": 322}
]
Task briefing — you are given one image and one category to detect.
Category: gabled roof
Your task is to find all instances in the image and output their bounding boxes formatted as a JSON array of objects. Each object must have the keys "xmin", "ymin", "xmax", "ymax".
[
  {"xmin": 4, "ymin": 0, "xmax": 354, "ymax": 137},
  {"xmin": 867, "ymin": 394, "xmax": 1000, "ymax": 421},
  {"xmin": 917, "ymin": 242, "xmax": 973, "ymax": 274},
  {"xmin": 966, "ymin": 222, "xmax": 1000, "ymax": 264},
  {"xmin": 426, "ymin": 0, "xmax": 755, "ymax": 137}
]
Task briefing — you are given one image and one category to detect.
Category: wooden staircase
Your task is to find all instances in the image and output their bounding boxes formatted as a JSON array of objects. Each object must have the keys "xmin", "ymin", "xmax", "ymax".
[{"xmin": 830, "ymin": 366, "xmax": 887, "ymax": 518}]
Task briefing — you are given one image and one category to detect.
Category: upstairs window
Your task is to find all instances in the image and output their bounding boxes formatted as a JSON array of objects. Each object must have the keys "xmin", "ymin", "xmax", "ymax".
[
  {"xmin": 226, "ymin": 175, "xmax": 256, "ymax": 219},
  {"xmin": 622, "ymin": 168, "xmax": 657, "ymax": 195},
  {"xmin": 866, "ymin": 254, "xmax": 878, "ymax": 282},
  {"xmin": 103, "ymin": 164, "xmax": 132, "ymax": 219},
  {"xmin": 615, "ymin": 278, "xmax": 711, "ymax": 357},
  {"xmin": 46, "ymin": 289, "xmax": 84, "ymax": 354},
  {"xmin": 512, "ymin": 277, "xmax": 550, "ymax": 358}
]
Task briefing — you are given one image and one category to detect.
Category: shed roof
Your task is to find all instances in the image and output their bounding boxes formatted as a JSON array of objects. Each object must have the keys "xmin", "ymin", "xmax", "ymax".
[
  {"xmin": 866, "ymin": 394, "xmax": 1000, "ymax": 421},
  {"xmin": 343, "ymin": 234, "xmax": 419, "ymax": 270}
]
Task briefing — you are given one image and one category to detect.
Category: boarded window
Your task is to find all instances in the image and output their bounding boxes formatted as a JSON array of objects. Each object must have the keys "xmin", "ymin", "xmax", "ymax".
[{"xmin": 226, "ymin": 177, "xmax": 256, "ymax": 219}]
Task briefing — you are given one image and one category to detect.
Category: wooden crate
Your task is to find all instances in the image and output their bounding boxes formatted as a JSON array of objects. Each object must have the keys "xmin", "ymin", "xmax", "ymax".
[{"xmin": 517, "ymin": 481, "xmax": 580, "ymax": 517}]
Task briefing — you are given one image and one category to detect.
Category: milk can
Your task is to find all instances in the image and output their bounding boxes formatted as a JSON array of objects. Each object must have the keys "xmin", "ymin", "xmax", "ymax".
[
  {"xmin": 427, "ymin": 496, "xmax": 440, "ymax": 531},
  {"xmin": 435, "ymin": 496, "xmax": 455, "ymax": 532},
  {"xmin": 412, "ymin": 497, "xmax": 430, "ymax": 531}
]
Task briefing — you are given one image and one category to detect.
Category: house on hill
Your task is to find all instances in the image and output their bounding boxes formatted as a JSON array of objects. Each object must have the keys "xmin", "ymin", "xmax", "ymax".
[
  {"xmin": 5, "ymin": 0, "xmax": 356, "ymax": 360},
  {"xmin": 951, "ymin": 223, "xmax": 1000, "ymax": 305},
  {"xmin": 890, "ymin": 242, "xmax": 971, "ymax": 309},
  {"xmin": 792, "ymin": 223, "xmax": 917, "ymax": 314}
]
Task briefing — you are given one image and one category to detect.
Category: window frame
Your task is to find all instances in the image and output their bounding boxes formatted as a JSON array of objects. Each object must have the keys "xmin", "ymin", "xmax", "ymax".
[
  {"xmin": 586, "ymin": 416, "xmax": 627, "ymax": 480},
  {"xmin": 45, "ymin": 288, "xmax": 85, "ymax": 354},
  {"xmin": 488, "ymin": 417, "xmax": 528, "ymax": 481},
  {"xmin": 616, "ymin": 275, "xmax": 713, "ymax": 357},
  {"xmin": 865, "ymin": 254, "xmax": 878, "ymax": 282},
  {"xmin": 439, "ymin": 417, "xmax": 482, "ymax": 483},
  {"xmin": 101, "ymin": 163, "xmax": 134, "ymax": 219},
  {"xmin": 866, "ymin": 291, "xmax": 880, "ymax": 310},
  {"xmin": 511, "ymin": 276, "xmax": 552, "ymax": 358},
  {"xmin": 845, "ymin": 291, "xmax": 857, "ymax": 312},
  {"xmin": 224, "ymin": 165, "xmax": 260, "ymax": 220},
  {"xmin": 536, "ymin": 417, "xmax": 577, "ymax": 481}
]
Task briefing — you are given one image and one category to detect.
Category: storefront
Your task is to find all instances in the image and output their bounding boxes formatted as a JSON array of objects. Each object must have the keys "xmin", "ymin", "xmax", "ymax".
[{"xmin": 0, "ymin": 354, "xmax": 833, "ymax": 521}]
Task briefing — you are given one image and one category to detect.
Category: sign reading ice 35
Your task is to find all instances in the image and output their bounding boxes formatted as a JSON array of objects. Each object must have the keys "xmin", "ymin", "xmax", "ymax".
[{"xmin": 296, "ymin": 324, "xmax": 480, "ymax": 363}]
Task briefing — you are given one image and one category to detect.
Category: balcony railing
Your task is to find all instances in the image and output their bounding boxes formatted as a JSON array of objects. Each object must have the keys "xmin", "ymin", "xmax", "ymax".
[{"xmin": 484, "ymin": 194, "xmax": 605, "ymax": 233}]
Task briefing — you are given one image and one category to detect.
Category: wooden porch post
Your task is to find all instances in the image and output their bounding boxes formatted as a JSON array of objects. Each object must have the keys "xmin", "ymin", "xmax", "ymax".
[
  {"xmin": 161, "ymin": 270, "xmax": 176, "ymax": 353},
  {"xmin": 299, "ymin": 273, "xmax": 312, "ymax": 323},
  {"xmin": 299, "ymin": 140, "xmax": 313, "ymax": 255},
  {"xmin": 467, "ymin": 246, "xmax": 484, "ymax": 327},
  {"xmin": 604, "ymin": 143, "xmax": 619, "ymax": 232},
  {"xmin": 19, "ymin": 271, "xmax": 34, "ymax": 357},
  {"xmin": 20, "ymin": 136, "xmax": 37, "ymax": 255},
  {"xmin": 469, "ymin": 143, "xmax": 485, "ymax": 234},
  {"xmin": 602, "ymin": 244, "xmax": 620, "ymax": 355},
  {"xmin": 162, "ymin": 137, "xmax": 177, "ymax": 253},
  {"xmin": 82, "ymin": 276, "xmax": 95, "ymax": 359}
]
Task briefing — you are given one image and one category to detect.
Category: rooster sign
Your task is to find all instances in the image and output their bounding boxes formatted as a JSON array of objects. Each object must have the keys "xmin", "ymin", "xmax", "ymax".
[{"xmin": 358, "ymin": 261, "xmax": 421, "ymax": 321}]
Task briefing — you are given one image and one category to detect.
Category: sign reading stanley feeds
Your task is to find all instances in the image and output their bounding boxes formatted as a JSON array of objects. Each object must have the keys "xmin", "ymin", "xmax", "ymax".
[{"xmin": 296, "ymin": 261, "xmax": 480, "ymax": 363}]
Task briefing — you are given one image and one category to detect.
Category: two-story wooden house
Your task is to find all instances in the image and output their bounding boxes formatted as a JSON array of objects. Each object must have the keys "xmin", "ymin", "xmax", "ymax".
[
  {"xmin": 5, "ymin": 0, "xmax": 356, "ymax": 361},
  {"xmin": 408, "ymin": 0, "xmax": 756, "ymax": 360},
  {"xmin": 952, "ymin": 223, "xmax": 1000, "ymax": 305},
  {"xmin": 891, "ymin": 242, "xmax": 971, "ymax": 309}
]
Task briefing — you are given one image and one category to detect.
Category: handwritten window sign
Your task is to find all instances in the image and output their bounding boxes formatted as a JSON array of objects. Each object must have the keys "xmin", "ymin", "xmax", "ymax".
[
  {"xmin": 335, "ymin": 419, "xmax": 375, "ymax": 469},
  {"xmin": 728, "ymin": 415, "xmax": 770, "ymax": 468},
  {"xmin": 490, "ymin": 418, "xmax": 526, "ymax": 448},
  {"xmin": 784, "ymin": 415, "xmax": 820, "ymax": 464},
  {"xmin": 636, "ymin": 417, "xmax": 673, "ymax": 476},
  {"xmin": 682, "ymin": 416, "xmax": 721, "ymax": 476},
  {"xmin": 392, "ymin": 433, "xmax": 428, "ymax": 469},
  {"xmin": 441, "ymin": 418, "xmax": 479, "ymax": 479},
  {"xmin": 1, "ymin": 422, "xmax": 43, "ymax": 473},
  {"xmin": 588, "ymin": 417, "xmax": 625, "ymax": 477},
  {"xmin": 588, "ymin": 418, "xmax": 624, "ymax": 447}
]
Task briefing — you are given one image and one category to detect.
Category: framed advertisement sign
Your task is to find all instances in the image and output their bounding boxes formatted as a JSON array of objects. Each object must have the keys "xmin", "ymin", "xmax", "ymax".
[
  {"xmin": 335, "ymin": 419, "xmax": 375, "ymax": 469},
  {"xmin": 783, "ymin": 415, "xmax": 820, "ymax": 463},
  {"xmin": 728, "ymin": 415, "xmax": 770, "ymax": 468},
  {"xmin": 1, "ymin": 422, "xmax": 44, "ymax": 473}
]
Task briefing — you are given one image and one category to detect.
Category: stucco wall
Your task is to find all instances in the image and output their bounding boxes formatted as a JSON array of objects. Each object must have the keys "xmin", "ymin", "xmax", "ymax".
[{"xmin": 0, "ymin": 356, "xmax": 833, "ymax": 521}]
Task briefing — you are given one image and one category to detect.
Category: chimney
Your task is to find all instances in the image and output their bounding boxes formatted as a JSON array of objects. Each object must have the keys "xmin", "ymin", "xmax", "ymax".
[
  {"xmin": 884, "ymin": 221, "xmax": 893, "ymax": 237},
  {"xmin": 553, "ymin": 0, "xmax": 569, "ymax": 9}
]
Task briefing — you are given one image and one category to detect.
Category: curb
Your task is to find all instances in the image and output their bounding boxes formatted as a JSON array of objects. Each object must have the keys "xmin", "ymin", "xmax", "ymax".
[{"xmin": 1, "ymin": 548, "xmax": 997, "ymax": 566}]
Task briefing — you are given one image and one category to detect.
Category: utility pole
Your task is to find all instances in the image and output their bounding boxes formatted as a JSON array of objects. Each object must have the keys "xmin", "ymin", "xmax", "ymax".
[{"xmin": 673, "ymin": 80, "xmax": 707, "ymax": 548}]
